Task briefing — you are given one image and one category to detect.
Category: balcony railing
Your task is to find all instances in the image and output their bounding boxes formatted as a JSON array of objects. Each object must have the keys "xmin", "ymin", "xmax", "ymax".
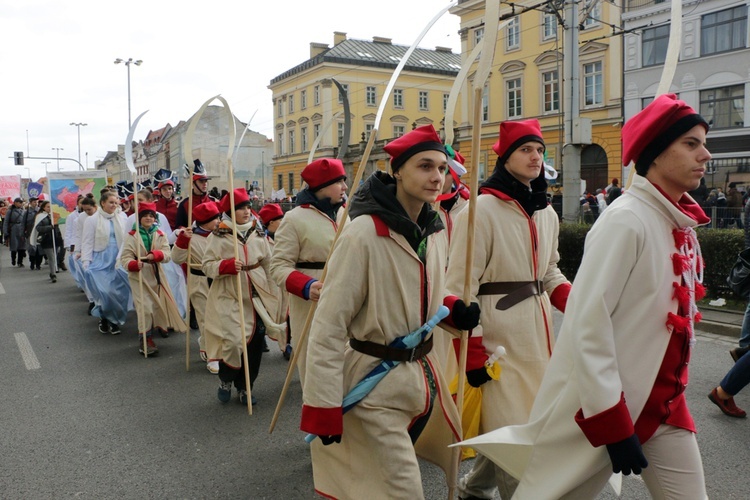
[{"xmin": 625, "ymin": 0, "xmax": 668, "ymax": 12}]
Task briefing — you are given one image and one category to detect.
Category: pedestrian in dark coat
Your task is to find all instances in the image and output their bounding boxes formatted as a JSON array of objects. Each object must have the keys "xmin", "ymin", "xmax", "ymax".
[{"xmin": 2, "ymin": 198, "xmax": 27, "ymax": 266}]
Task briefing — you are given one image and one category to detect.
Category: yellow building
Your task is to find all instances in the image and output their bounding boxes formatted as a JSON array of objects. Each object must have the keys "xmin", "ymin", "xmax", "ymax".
[
  {"xmin": 451, "ymin": 0, "xmax": 623, "ymax": 194},
  {"xmin": 268, "ymin": 31, "xmax": 461, "ymax": 197}
]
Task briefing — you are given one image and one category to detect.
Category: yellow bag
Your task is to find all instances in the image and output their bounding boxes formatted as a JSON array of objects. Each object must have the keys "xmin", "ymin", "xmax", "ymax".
[{"xmin": 450, "ymin": 361, "xmax": 502, "ymax": 460}]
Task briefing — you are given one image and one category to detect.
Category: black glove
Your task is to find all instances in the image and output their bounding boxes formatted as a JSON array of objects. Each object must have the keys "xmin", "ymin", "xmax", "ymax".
[
  {"xmin": 466, "ymin": 367, "xmax": 492, "ymax": 388},
  {"xmin": 605, "ymin": 434, "xmax": 648, "ymax": 475},
  {"xmin": 320, "ymin": 435, "xmax": 342, "ymax": 446},
  {"xmin": 452, "ymin": 300, "xmax": 480, "ymax": 331}
]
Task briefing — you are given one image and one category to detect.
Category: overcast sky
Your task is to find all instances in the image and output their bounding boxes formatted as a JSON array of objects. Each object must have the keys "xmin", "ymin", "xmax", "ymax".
[{"xmin": 1, "ymin": 0, "xmax": 462, "ymax": 182}]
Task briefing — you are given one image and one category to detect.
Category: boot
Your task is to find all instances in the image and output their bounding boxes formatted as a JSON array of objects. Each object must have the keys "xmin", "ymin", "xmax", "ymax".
[{"xmin": 50, "ymin": 273, "xmax": 57, "ymax": 283}]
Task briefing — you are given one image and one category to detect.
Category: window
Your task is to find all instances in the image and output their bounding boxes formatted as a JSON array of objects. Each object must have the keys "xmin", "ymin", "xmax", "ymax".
[
  {"xmin": 288, "ymin": 95, "xmax": 294, "ymax": 114},
  {"xmin": 701, "ymin": 6, "xmax": 747, "ymax": 56},
  {"xmin": 393, "ymin": 125, "xmax": 405, "ymax": 138},
  {"xmin": 583, "ymin": 1, "xmax": 601, "ymax": 28},
  {"xmin": 443, "ymin": 93, "xmax": 449, "ymax": 112},
  {"xmin": 506, "ymin": 17, "xmax": 519, "ymax": 50},
  {"xmin": 314, "ymin": 85, "xmax": 320, "ymax": 106},
  {"xmin": 288, "ymin": 130, "xmax": 295, "ymax": 154},
  {"xmin": 641, "ymin": 96, "xmax": 655, "ymax": 109},
  {"xmin": 542, "ymin": 70, "xmax": 559, "ymax": 112},
  {"xmin": 482, "ymin": 85, "xmax": 489, "ymax": 122},
  {"xmin": 543, "ymin": 12, "xmax": 557, "ymax": 40},
  {"xmin": 301, "ymin": 126, "xmax": 308, "ymax": 151},
  {"xmin": 365, "ymin": 123, "xmax": 374, "ymax": 140},
  {"xmin": 277, "ymin": 173, "xmax": 283, "ymax": 190},
  {"xmin": 700, "ymin": 85, "xmax": 745, "ymax": 129},
  {"xmin": 337, "ymin": 122, "xmax": 345, "ymax": 147},
  {"xmin": 507, "ymin": 78, "xmax": 522, "ymax": 118},
  {"xmin": 393, "ymin": 89, "xmax": 404, "ymax": 108},
  {"xmin": 583, "ymin": 61, "xmax": 603, "ymax": 106},
  {"xmin": 338, "ymin": 84, "xmax": 349, "ymax": 104},
  {"xmin": 642, "ymin": 25, "xmax": 669, "ymax": 67},
  {"xmin": 277, "ymin": 100, "xmax": 283, "ymax": 118},
  {"xmin": 301, "ymin": 90, "xmax": 307, "ymax": 109},
  {"xmin": 419, "ymin": 91, "xmax": 429, "ymax": 111},
  {"xmin": 474, "ymin": 27, "xmax": 484, "ymax": 47},
  {"xmin": 277, "ymin": 132, "xmax": 283, "ymax": 155},
  {"xmin": 313, "ymin": 123, "xmax": 321, "ymax": 139},
  {"xmin": 288, "ymin": 172, "xmax": 294, "ymax": 192},
  {"xmin": 366, "ymin": 86, "xmax": 377, "ymax": 106}
]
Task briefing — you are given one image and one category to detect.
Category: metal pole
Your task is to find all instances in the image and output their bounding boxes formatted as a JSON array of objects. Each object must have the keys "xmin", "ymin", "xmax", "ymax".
[
  {"xmin": 52, "ymin": 148, "xmax": 63, "ymax": 171},
  {"xmin": 261, "ymin": 151, "xmax": 265, "ymax": 199},
  {"xmin": 127, "ymin": 62, "xmax": 132, "ymax": 129},
  {"xmin": 562, "ymin": 0, "xmax": 582, "ymax": 223}
]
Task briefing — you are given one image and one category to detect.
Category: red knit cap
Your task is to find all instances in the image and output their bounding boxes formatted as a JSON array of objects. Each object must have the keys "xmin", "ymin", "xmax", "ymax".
[
  {"xmin": 192, "ymin": 201, "xmax": 220, "ymax": 224},
  {"xmin": 219, "ymin": 188, "xmax": 251, "ymax": 213},
  {"xmin": 258, "ymin": 203, "xmax": 284, "ymax": 224},
  {"xmin": 384, "ymin": 124, "xmax": 446, "ymax": 171},
  {"xmin": 622, "ymin": 93, "xmax": 708, "ymax": 173},
  {"xmin": 138, "ymin": 202, "xmax": 157, "ymax": 216},
  {"xmin": 492, "ymin": 119, "xmax": 545, "ymax": 164},
  {"xmin": 301, "ymin": 158, "xmax": 346, "ymax": 192}
]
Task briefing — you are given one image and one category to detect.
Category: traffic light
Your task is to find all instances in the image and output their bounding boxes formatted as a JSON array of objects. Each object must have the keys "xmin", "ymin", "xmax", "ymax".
[{"xmin": 14, "ymin": 151, "xmax": 24, "ymax": 166}]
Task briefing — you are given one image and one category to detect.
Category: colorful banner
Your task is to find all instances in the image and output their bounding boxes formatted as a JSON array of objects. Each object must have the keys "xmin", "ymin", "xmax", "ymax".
[
  {"xmin": 0, "ymin": 175, "xmax": 21, "ymax": 200},
  {"xmin": 47, "ymin": 171, "xmax": 108, "ymax": 225}
]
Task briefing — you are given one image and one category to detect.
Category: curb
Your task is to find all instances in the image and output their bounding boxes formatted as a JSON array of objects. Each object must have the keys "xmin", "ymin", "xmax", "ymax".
[{"xmin": 698, "ymin": 319, "xmax": 740, "ymax": 339}]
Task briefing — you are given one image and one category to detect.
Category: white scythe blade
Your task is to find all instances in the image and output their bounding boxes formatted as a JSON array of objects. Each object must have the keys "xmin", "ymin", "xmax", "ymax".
[
  {"xmin": 656, "ymin": 0, "xmax": 682, "ymax": 96},
  {"xmin": 307, "ymin": 111, "xmax": 343, "ymax": 165},
  {"xmin": 375, "ymin": 1, "xmax": 458, "ymax": 131},
  {"xmin": 473, "ymin": 0, "xmax": 499, "ymax": 92},
  {"xmin": 182, "ymin": 94, "xmax": 220, "ymax": 177},
  {"xmin": 125, "ymin": 110, "xmax": 149, "ymax": 174},
  {"xmin": 234, "ymin": 109, "xmax": 258, "ymax": 164},
  {"xmin": 213, "ymin": 95, "xmax": 236, "ymax": 160}
]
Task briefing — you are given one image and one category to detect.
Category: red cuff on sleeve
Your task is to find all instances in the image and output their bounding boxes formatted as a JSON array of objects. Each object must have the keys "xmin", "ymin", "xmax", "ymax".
[
  {"xmin": 442, "ymin": 295, "xmax": 460, "ymax": 328},
  {"xmin": 453, "ymin": 335, "xmax": 488, "ymax": 371},
  {"xmin": 150, "ymin": 250, "xmax": 165, "ymax": 262},
  {"xmin": 300, "ymin": 405, "xmax": 343, "ymax": 436},
  {"xmin": 575, "ymin": 393, "xmax": 634, "ymax": 447},
  {"xmin": 175, "ymin": 232, "xmax": 191, "ymax": 249},
  {"xmin": 286, "ymin": 270, "xmax": 314, "ymax": 298},
  {"xmin": 127, "ymin": 260, "xmax": 141, "ymax": 273},
  {"xmin": 550, "ymin": 282, "xmax": 572, "ymax": 313},
  {"xmin": 219, "ymin": 258, "xmax": 238, "ymax": 275}
]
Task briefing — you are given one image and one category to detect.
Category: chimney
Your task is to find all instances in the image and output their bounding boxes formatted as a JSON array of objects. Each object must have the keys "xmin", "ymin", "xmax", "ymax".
[
  {"xmin": 373, "ymin": 36, "xmax": 392, "ymax": 45},
  {"xmin": 334, "ymin": 31, "xmax": 347, "ymax": 45},
  {"xmin": 435, "ymin": 46, "xmax": 453, "ymax": 53},
  {"xmin": 310, "ymin": 42, "xmax": 329, "ymax": 59}
]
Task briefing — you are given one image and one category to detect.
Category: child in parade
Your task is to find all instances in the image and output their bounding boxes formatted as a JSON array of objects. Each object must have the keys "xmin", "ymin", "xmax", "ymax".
[
  {"xmin": 300, "ymin": 125, "xmax": 480, "ymax": 499},
  {"xmin": 269, "ymin": 158, "xmax": 347, "ymax": 385},
  {"xmin": 202, "ymin": 188, "xmax": 280, "ymax": 405},
  {"xmin": 121, "ymin": 202, "xmax": 186, "ymax": 356},
  {"xmin": 172, "ymin": 201, "xmax": 222, "ymax": 371},
  {"xmin": 80, "ymin": 191, "xmax": 130, "ymax": 334}
]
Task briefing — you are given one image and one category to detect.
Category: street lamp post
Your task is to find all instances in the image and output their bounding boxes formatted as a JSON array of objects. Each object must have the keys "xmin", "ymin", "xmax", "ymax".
[
  {"xmin": 69, "ymin": 122, "xmax": 87, "ymax": 166},
  {"xmin": 41, "ymin": 161, "xmax": 51, "ymax": 175},
  {"xmin": 114, "ymin": 58, "xmax": 143, "ymax": 129},
  {"xmin": 52, "ymin": 148, "xmax": 63, "ymax": 171}
]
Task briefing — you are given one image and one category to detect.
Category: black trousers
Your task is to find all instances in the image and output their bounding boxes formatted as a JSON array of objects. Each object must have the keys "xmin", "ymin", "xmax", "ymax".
[
  {"xmin": 218, "ymin": 315, "xmax": 266, "ymax": 391},
  {"xmin": 11, "ymin": 250, "xmax": 26, "ymax": 264}
]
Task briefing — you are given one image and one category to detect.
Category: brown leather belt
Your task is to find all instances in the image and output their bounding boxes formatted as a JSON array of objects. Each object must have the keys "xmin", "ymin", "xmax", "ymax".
[
  {"xmin": 477, "ymin": 280, "xmax": 544, "ymax": 311},
  {"xmin": 349, "ymin": 335, "xmax": 433, "ymax": 362},
  {"xmin": 190, "ymin": 268, "xmax": 206, "ymax": 277},
  {"xmin": 296, "ymin": 261, "xmax": 325, "ymax": 270},
  {"xmin": 240, "ymin": 262, "xmax": 261, "ymax": 271}
]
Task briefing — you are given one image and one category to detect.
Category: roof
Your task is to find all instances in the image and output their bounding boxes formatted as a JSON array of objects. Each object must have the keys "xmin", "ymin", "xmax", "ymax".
[{"xmin": 270, "ymin": 38, "xmax": 461, "ymax": 85}]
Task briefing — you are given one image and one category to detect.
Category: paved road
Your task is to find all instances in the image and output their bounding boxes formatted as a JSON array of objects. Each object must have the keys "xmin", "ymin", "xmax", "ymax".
[{"xmin": 1, "ymin": 247, "xmax": 748, "ymax": 499}]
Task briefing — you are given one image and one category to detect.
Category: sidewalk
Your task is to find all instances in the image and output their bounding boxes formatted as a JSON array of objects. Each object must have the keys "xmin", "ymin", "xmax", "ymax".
[{"xmin": 699, "ymin": 306, "xmax": 744, "ymax": 339}]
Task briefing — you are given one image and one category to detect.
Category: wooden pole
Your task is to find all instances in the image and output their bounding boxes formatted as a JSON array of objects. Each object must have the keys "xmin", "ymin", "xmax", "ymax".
[{"xmin": 185, "ymin": 164, "xmax": 195, "ymax": 371}]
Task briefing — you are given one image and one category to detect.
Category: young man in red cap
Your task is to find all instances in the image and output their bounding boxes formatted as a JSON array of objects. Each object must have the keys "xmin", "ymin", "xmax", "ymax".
[
  {"xmin": 172, "ymin": 201, "xmax": 221, "ymax": 372},
  {"xmin": 300, "ymin": 125, "xmax": 479, "ymax": 499},
  {"xmin": 175, "ymin": 159, "xmax": 217, "ymax": 229},
  {"xmin": 258, "ymin": 203, "xmax": 291, "ymax": 357},
  {"xmin": 459, "ymin": 94, "xmax": 711, "ymax": 499},
  {"xmin": 445, "ymin": 118, "xmax": 571, "ymax": 500},
  {"xmin": 269, "ymin": 158, "xmax": 348, "ymax": 385},
  {"xmin": 154, "ymin": 179, "xmax": 179, "ymax": 231},
  {"xmin": 121, "ymin": 202, "xmax": 186, "ymax": 356},
  {"xmin": 202, "ymin": 188, "xmax": 280, "ymax": 405}
]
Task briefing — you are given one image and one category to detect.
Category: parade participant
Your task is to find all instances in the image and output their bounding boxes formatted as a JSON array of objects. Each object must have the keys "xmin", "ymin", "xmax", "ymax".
[
  {"xmin": 64, "ymin": 195, "xmax": 84, "ymax": 256},
  {"xmin": 24, "ymin": 197, "xmax": 42, "ymax": 270},
  {"xmin": 126, "ymin": 189, "xmax": 176, "ymax": 245},
  {"xmin": 446, "ymin": 119, "xmax": 571, "ymax": 500},
  {"xmin": 30, "ymin": 200, "xmax": 64, "ymax": 283},
  {"xmin": 202, "ymin": 188, "xmax": 279, "ymax": 405},
  {"xmin": 121, "ymin": 197, "xmax": 133, "ymax": 217},
  {"xmin": 80, "ymin": 191, "xmax": 130, "ymax": 335},
  {"xmin": 269, "ymin": 158, "xmax": 347, "ymax": 385},
  {"xmin": 258, "ymin": 203, "xmax": 290, "ymax": 357},
  {"xmin": 300, "ymin": 125, "xmax": 479, "ymax": 499},
  {"xmin": 437, "ymin": 146, "xmax": 470, "ymax": 244},
  {"xmin": 121, "ymin": 202, "xmax": 186, "ymax": 356},
  {"xmin": 172, "ymin": 201, "xmax": 222, "ymax": 371},
  {"xmin": 175, "ymin": 159, "xmax": 216, "ymax": 229},
  {"xmin": 461, "ymin": 94, "xmax": 711, "ymax": 499},
  {"xmin": 2, "ymin": 197, "xmax": 27, "ymax": 267},
  {"xmin": 74, "ymin": 195, "xmax": 98, "ymax": 313},
  {"xmin": 153, "ymin": 169, "xmax": 179, "ymax": 230}
]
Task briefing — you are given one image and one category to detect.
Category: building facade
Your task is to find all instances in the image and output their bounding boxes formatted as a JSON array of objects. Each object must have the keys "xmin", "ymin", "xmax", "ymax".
[
  {"xmin": 268, "ymin": 32, "xmax": 461, "ymax": 197},
  {"xmin": 623, "ymin": 0, "xmax": 750, "ymax": 191}
]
